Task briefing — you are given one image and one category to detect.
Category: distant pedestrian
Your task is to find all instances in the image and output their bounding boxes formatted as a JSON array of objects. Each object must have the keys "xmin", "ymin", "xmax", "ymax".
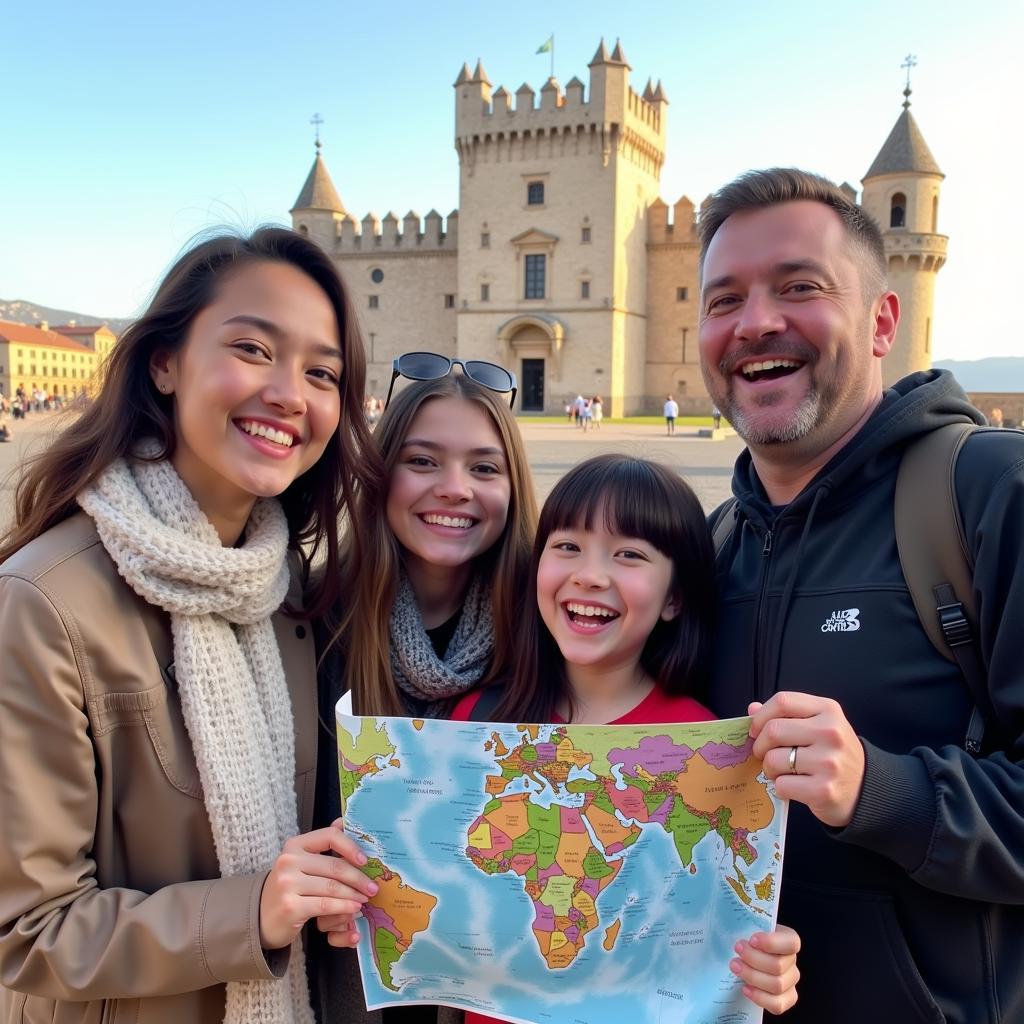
[
  {"xmin": 591, "ymin": 395, "xmax": 603, "ymax": 428},
  {"xmin": 989, "ymin": 407, "xmax": 1004, "ymax": 428},
  {"xmin": 663, "ymin": 394, "xmax": 679, "ymax": 435},
  {"xmin": 565, "ymin": 402, "xmax": 573, "ymax": 422},
  {"xmin": 713, "ymin": 405, "xmax": 722, "ymax": 430},
  {"xmin": 573, "ymin": 393, "xmax": 586, "ymax": 428},
  {"xmin": 581, "ymin": 399, "xmax": 593, "ymax": 432}
]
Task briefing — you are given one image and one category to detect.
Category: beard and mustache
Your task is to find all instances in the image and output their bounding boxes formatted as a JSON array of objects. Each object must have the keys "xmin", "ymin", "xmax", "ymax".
[{"xmin": 701, "ymin": 339, "xmax": 849, "ymax": 447}]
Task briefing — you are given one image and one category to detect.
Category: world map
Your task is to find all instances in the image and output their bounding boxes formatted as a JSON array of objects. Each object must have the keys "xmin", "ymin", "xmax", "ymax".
[{"xmin": 337, "ymin": 696, "xmax": 787, "ymax": 1024}]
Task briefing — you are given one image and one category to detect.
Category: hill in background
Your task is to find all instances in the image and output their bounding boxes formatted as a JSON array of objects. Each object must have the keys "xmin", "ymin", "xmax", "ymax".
[
  {"xmin": 934, "ymin": 358, "xmax": 1024, "ymax": 392},
  {"xmin": 0, "ymin": 299, "xmax": 131, "ymax": 336}
]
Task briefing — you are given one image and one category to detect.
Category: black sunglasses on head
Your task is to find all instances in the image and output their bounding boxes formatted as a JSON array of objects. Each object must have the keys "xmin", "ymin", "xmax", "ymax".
[{"xmin": 385, "ymin": 351, "xmax": 518, "ymax": 408}]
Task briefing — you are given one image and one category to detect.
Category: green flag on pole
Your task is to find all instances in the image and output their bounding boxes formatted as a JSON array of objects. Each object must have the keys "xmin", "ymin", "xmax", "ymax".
[{"xmin": 536, "ymin": 35, "xmax": 553, "ymax": 54}]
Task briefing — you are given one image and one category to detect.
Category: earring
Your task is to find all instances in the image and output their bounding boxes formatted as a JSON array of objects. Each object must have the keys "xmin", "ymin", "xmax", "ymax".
[{"xmin": 158, "ymin": 383, "xmax": 169, "ymax": 393}]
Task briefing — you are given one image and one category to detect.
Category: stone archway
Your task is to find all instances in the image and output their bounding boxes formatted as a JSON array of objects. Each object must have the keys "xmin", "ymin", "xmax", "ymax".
[{"xmin": 497, "ymin": 314, "xmax": 566, "ymax": 413}]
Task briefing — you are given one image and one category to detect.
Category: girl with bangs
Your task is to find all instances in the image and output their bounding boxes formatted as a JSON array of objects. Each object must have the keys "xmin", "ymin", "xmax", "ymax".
[
  {"xmin": 310, "ymin": 365, "xmax": 537, "ymax": 1024},
  {"xmin": 451, "ymin": 454, "xmax": 802, "ymax": 1019}
]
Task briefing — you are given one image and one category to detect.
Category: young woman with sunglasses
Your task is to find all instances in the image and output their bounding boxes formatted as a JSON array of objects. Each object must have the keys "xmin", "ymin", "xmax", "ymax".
[
  {"xmin": 309, "ymin": 356, "xmax": 537, "ymax": 1023},
  {"xmin": 0, "ymin": 228, "xmax": 380, "ymax": 1024}
]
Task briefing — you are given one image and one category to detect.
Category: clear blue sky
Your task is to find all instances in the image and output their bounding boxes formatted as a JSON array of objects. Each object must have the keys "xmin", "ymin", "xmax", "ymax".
[{"xmin": 3, "ymin": 0, "xmax": 1020, "ymax": 360}]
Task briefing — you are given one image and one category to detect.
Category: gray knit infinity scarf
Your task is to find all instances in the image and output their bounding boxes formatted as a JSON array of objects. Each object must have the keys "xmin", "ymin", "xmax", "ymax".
[
  {"xmin": 390, "ymin": 572, "xmax": 494, "ymax": 716},
  {"xmin": 78, "ymin": 447, "xmax": 314, "ymax": 1024}
]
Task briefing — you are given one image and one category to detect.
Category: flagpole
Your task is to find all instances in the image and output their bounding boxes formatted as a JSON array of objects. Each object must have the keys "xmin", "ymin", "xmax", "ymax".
[{"xmin": 550, "ymin": 33, "xmax": 554, "ymax": 79}]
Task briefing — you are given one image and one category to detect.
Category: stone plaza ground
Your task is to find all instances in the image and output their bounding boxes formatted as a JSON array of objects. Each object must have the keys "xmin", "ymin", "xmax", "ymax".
[{"xmin": 0, "ymin": 412, "xmax": 746, "ymax": 535}]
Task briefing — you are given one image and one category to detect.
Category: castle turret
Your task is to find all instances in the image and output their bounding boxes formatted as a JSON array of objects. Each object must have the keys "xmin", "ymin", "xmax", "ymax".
[
  {"xmin": 290, "ymin": 141, "xmax": 346, "ymax": 248},
  {"xmin": 861, "ymin": 84, "xmax": 946, "ymax": 386},
  {"xmin": 451, "ymin": 38, "xmax": 668, "ymax": 415}
]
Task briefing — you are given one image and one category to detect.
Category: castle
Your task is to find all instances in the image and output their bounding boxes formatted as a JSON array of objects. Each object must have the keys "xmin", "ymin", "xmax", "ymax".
[{"xmin": 290, "ymin": 41, "xmax": 946, "ymax": 415}]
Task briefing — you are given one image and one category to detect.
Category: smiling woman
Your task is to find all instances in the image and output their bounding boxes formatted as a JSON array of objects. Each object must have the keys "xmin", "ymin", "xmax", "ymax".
[
  {"xmin": 309, "ymin": 369, "xmax": 538, "ymax": 1023},
  {"xmin": 0, "ymin": 227, "xmax": 382, "ymax": 1024}
]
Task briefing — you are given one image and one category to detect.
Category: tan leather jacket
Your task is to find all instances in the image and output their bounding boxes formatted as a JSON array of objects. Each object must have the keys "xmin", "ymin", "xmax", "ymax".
[{"xmin": 0, "ymin": 513, "xmax": 318, "ymax": 1024}]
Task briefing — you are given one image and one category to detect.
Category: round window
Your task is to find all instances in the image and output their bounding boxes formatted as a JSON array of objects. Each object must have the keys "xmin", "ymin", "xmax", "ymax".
[{"xmin": 371, "ymin": 268, "xmax": 384, "ymax": 284}]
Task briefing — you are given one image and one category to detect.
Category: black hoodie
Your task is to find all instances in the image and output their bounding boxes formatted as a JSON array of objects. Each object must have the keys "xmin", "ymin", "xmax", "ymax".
[{"xmin": 708, "ymin": 370, "xmax": 1024, "ymax": 1024}]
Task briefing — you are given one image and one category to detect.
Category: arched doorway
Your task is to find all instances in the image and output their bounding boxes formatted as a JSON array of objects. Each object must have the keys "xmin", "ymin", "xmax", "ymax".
[{"xmin": 497, "ymin": 314, "xmax": 566, "ymax": 413}]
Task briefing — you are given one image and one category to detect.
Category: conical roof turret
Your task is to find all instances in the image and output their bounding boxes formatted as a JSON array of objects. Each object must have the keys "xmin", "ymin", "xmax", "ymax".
[
  {"xmin": 291, "ymin": 146, "xmax": 345, "ymax": 213},
  {"xmin": 863, "ymin": 105, "xmax": 943, "ymax": 180},
  {"xmin": 589, "ymin": 39, "xmax": 611, "ymax": 66}
]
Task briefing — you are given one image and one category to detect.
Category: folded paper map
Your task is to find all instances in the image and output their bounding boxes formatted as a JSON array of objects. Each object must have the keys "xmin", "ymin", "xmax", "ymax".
[{"xmin": 337, "ymin": 693, "xmax": 787, "ymax": 1024}]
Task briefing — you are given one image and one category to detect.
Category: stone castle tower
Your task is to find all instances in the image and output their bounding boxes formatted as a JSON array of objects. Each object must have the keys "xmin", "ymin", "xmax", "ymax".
[
  {"xmin": 860, "ymin": 82, "xmax": 946, "ymax": 387},
  {"xmin": 291, "ymin": 43, "xmax": 944, "ymax": 412}
]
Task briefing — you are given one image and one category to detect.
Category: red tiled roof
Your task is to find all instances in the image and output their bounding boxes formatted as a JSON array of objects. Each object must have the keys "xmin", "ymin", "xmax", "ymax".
[
  {"xmin": 0, "ymin": 319, "xmax": 96, "ymax": 355},
  {"xmin": 51, "ymin": 323, "xmax": 113, "ymax": 336}
]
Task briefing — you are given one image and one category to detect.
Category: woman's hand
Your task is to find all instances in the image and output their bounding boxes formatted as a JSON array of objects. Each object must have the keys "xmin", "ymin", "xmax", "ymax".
[
  {"xmin": 316, "ymin": 911, "xmax": 362, "ymax": 948},
  {"xmin": 259, "ymin": 821, "xmax": 376, "ymax": 950},
  {"xmin": 730, "ymin": 924, "xmax": 801, "ymax": 1016}
]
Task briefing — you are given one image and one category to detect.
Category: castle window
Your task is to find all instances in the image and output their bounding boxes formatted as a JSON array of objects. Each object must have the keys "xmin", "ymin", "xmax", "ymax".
[
  {"xmin": 298, "ymin": 225, "xmax": 308, "ymax": 236},
  {"xmin": 581, "ymin": 226, "xmax": 591, "ymax": 243},
  {"xmin": 527, "ymin": 181, "xmax": 545, "ymax": 206},
  {"xmin": 368, "ymin": 295, "xmax": 380, "ymax": 309},
  {"xmin": 890, "ymin": 193, "xmax": 906, "ymax": 228},
  {"xmin": 370, "ymin": 268, "xmax": 384, "ymax": 284},
  {"xmin": 480, "ymin": 284, "xmax": 490, "ymax": 302},
  {"xmin": 580, "ymin": 280, "xmax": 590, "ymax": 299},
  {"xmin": 931, "ymin": 195, "xmax": 938, "ymax": 233},
  {"xmin": 481, "ymin": 232, "xmax": 490, "ymax": 248},
  {"xmin": 524, "ymin": 254, "xmax": 546, "ymax": 299},
  {"xmin": 677, "ymin": 287, "xmax": 689, "ymax": 301},
  {"xmin": 444, "ymin": 294, "xmax": 456, "ymax": 308}
]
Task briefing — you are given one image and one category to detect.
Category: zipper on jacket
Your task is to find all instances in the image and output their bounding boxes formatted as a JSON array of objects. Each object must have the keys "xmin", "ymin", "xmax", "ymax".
[{"xmin": 752, "ymin": 528, "xmax": 774, "ymax": 703}]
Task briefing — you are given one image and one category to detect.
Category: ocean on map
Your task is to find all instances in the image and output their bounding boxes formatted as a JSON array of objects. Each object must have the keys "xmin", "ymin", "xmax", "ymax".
[{"xmin": 341, "ymin": 713, "xmax": 780, "ymax": 1024}]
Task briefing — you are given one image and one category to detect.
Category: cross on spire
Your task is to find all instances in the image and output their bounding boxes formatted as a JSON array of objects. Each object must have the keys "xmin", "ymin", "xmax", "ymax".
[
  {"xmin": 900, "ymin": 54, "xmax": 917, "ymax": 109},
  {"xmin": 310, "ymin": 112, "xmax": 324, "ymax": 152}
]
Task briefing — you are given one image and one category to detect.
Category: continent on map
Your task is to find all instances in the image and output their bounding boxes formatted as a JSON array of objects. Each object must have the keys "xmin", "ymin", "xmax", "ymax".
[
  {"xmin": 337, "ymin": 719, "xmax": 396, "ymax": 811},
  {"xmin": 361, "ymin": 858, "xmax": 439, "ymax": 991},
  {"xmin": 466, "ymin": 730, "xmax": 649, "ymax": 969}
]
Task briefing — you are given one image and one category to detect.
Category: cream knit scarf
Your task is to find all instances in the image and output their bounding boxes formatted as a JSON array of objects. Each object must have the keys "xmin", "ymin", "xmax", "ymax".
[{"xmin": 78, "ymin": 448, "xmax": 314, "ymax": 1024}]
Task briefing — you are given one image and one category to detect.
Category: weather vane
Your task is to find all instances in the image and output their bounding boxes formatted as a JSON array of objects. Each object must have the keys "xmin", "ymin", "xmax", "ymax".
[
  {"xmin": 900, "ymin": 54, "xmax": 917, "ymax": 109},
  {"xmin": 310, "ymin": 112, "xmax": 324, "ymax": 151}
]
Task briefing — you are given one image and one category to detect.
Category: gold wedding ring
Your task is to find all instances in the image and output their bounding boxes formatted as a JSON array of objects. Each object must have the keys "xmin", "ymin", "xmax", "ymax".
[{"xmin": 788, "ymin": 745, "xmax": 799, "ymax": 775}]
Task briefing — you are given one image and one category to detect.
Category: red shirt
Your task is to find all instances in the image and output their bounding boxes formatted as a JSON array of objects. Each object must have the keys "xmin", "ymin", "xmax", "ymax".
[
  {"xmin": 450, "ymin": 685, "xmax": 714, "ymax": 726},
  {"xmin": 449, "ymin": 684, "xmax": 715, "ymax": 1024}
]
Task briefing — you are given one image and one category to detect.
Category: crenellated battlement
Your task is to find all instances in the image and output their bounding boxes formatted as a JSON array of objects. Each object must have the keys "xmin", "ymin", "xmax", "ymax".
[
  {"xmin": 647, "ymin": 195, "xmax": 706, "ymax": 246},
  {"xmin": 454, "ymin": 40, "xmax": 667, "ymax": 167},
  {"xmin": 328, "ymin": 208, "xmax": 459, "ymax": 253}
]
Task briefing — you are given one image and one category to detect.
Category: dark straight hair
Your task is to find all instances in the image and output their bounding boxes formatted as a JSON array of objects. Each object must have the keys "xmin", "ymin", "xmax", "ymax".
[
  {"xmin": 492, "ymin": 454, "xmax": 716, "ymax": 723},
  {"xmin": 0, "ymin": 226, "xmax": 381, "ymax": 619}
]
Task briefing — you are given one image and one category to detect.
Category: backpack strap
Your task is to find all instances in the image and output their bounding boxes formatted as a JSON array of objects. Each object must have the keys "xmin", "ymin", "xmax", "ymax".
[
  {"xmin": 895, "ymin": 423, "xmax": 990, "ymax": 754},
  {"xmin": 466, "ymin": 686, "xmax": 505, "ymax": 722},
  {"xmin": 711, "ymin": 498, "xmax": 740, "ymax": 555}
]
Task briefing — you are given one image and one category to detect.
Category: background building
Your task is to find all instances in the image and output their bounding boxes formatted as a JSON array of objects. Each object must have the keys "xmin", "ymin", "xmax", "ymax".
[
  {"xmin": 292, "ymin": 40, "xmax": 944, "ymax": 414},
  {"xmin": 0, "ymin": 320, "xmax": 99, "ymax": 402}
]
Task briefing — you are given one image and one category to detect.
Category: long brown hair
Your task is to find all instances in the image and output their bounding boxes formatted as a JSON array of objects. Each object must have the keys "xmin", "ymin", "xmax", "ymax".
[
  {"xmin": 332, "ymin": 374, "xmax": 537, "ymax": 717},
  {"xmin": 0, "ymin": 226, "xmax": 379, "ymax": 619},
  {"xmin": 492, "ymin": 454, "xmax": 716, "ymax": 723}
]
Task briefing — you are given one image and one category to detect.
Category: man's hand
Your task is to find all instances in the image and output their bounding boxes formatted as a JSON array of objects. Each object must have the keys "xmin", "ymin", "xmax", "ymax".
[{"xmin": 749, "ymin": 692, "xmax": 866, "ymax": 827}]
